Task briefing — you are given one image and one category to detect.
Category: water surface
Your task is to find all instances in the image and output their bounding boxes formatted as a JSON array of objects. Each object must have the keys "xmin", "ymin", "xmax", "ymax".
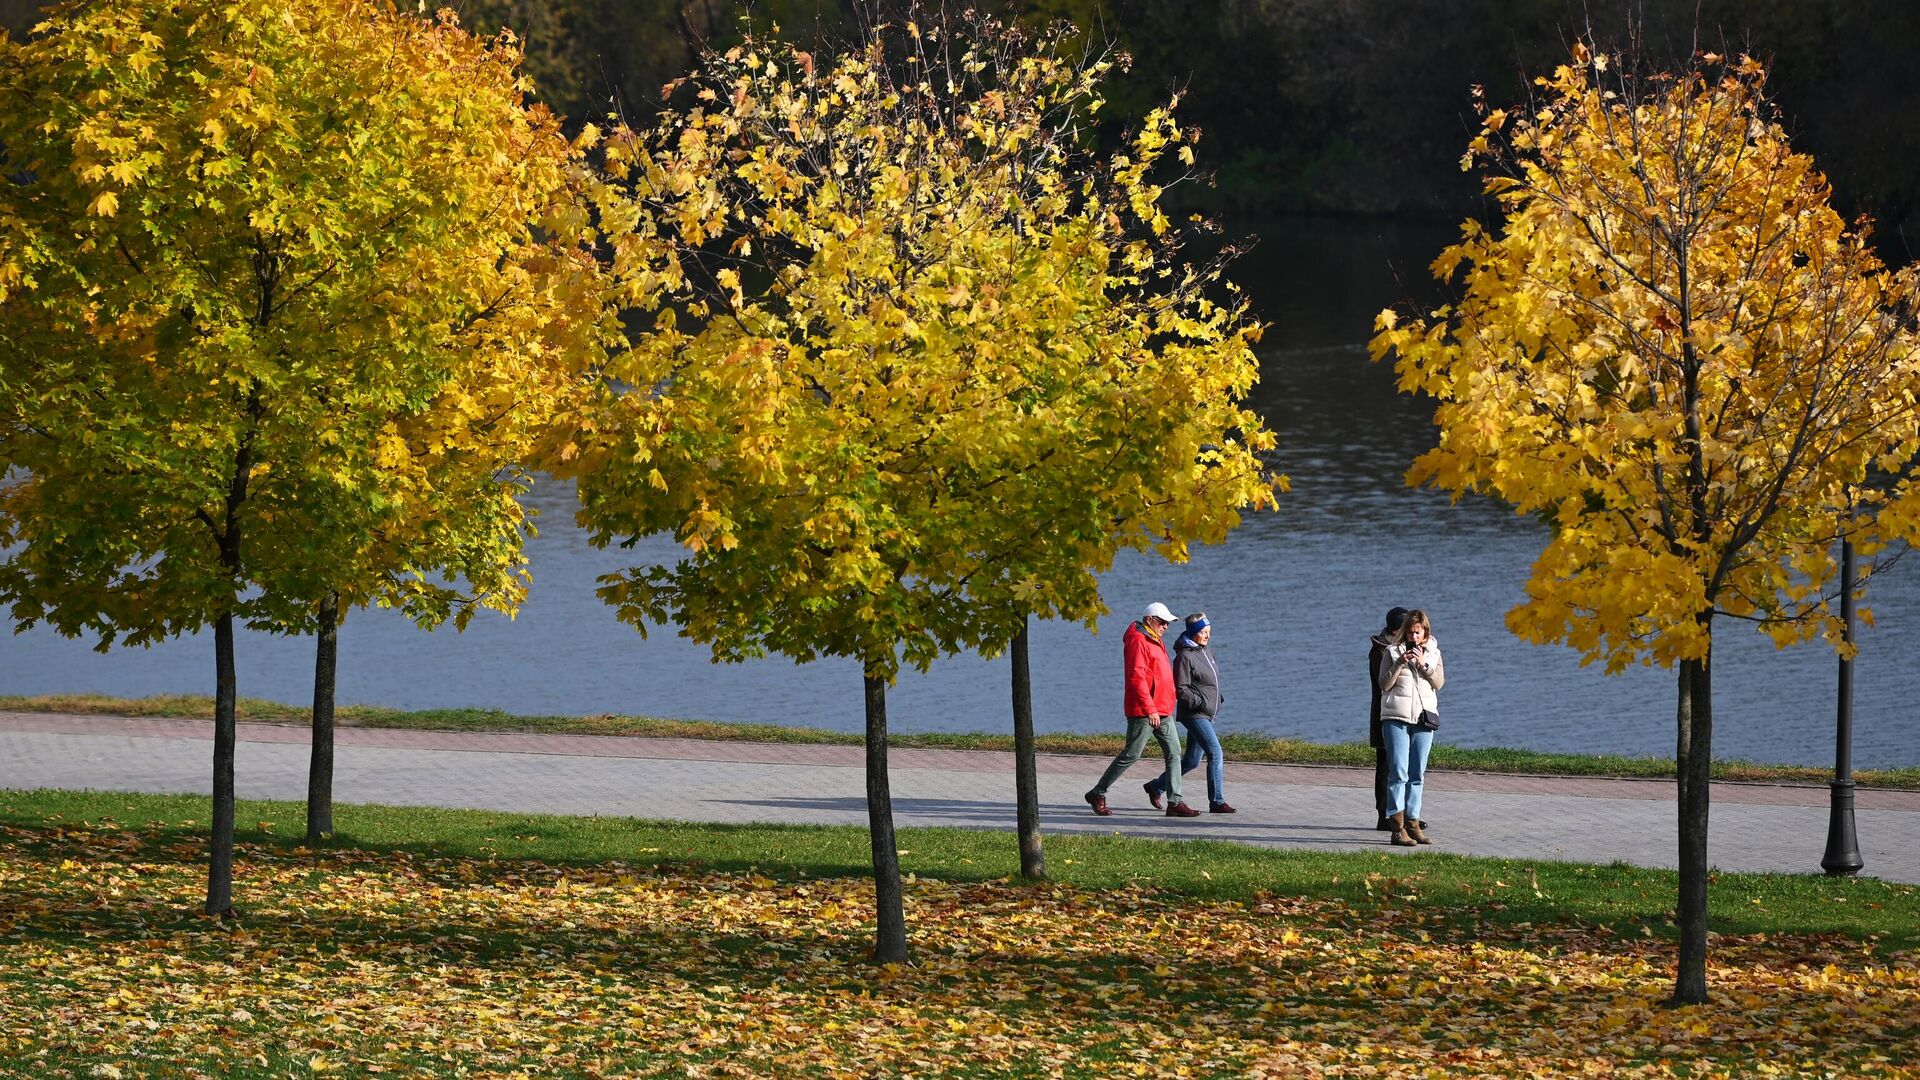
[{"xmin": 5, "ymin": 217, "xmax": 1912, "ymax": 767}]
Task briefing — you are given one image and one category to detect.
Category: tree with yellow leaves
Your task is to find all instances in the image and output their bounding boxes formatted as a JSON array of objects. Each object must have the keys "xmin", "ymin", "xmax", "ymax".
[
  {"xmin": 1372, "ymin": 45, "xmax": 1920, "ymax": 1003},
  {"xmin": 570, "ymin": 8, "xmax": 1277, "ymax": 960},
  {"xmin": 0, "ymin": 0, "xmax": 609, "ymax": 912}
]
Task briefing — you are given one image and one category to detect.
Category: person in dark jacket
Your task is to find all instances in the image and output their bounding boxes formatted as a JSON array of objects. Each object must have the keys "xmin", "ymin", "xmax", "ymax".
[
  {"xmin": 1146, "ymin": 613, "xmax": 1235, "ymax": 812},
  {"xmin": 1085, "ymin": 602, "xmax": 1200, "ymax": 817},
  {"xmin": 1369, "ymin": 607, "xmax": 1409, "ymax": 830}
]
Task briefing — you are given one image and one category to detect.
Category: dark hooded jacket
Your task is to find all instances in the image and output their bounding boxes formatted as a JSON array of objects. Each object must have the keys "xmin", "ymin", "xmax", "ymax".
[
  {"xmin": 1368, "ymin": 633, "xmax": 1393, "ymax": 748},
  {"xmin": 1174, "ymin": 635, "xmax": 1222, "ymax": 721}
]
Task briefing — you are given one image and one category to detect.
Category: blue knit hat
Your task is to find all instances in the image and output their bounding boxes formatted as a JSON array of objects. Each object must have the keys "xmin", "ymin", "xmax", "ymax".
[{"xmin": 1185, "ymin": 613, "xmax": 1209, "ymax": 634}]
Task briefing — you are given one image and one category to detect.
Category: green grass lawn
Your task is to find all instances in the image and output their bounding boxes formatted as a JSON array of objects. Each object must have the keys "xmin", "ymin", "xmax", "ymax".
[
  {"xmin": 4, "ymin": 788, "xmax": 1917, "ymax": 1078},
  {"xmin": 9, "ymin": 692, "xmax": 1918, "ymax": 788},
  {"xmin": 5, "ymin": 787, "xmax": 1915, "ymax": 950}
]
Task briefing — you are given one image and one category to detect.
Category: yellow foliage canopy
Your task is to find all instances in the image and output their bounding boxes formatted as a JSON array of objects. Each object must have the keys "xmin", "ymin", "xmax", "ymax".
[
  {"xmin": 1372, "ymin": 53, "xmax": 1920, "ymax": 673},
  {"xmin": 570, "ymin": 14, "xmax": 1278, "ymax": 677},
  {"xmin": 0, "ymin": 0, "xmax": 614, "ymax": 641}
]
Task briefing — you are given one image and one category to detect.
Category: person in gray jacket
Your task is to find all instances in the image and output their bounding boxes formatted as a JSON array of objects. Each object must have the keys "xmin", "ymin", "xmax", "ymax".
[{"xmin": 1144, "ymin": 613, "xmax": 1236, "ymax": 813}]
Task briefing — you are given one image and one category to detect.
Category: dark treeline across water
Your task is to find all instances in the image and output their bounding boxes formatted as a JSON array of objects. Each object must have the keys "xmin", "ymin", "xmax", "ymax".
[{"xmin": 9, "ymin": 1, "xmax": 1914, "ymax": 246}]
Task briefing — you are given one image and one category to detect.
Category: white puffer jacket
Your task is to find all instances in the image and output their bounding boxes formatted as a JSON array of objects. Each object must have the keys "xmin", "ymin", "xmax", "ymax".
[{"xmin": 1376, "ymin": 640, "xmax": 1444, "ymax": 725}]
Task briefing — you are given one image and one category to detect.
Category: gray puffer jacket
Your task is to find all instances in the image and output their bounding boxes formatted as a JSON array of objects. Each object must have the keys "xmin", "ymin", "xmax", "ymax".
[{"xmin": 1174, "ymin": 637, "xmax": 1223, "ymax": 722}]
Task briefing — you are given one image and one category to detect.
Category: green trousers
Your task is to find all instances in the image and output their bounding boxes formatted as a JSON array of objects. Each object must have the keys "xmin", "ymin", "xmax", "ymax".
[{"xmin": 1090, "ymin": 715, "xmax": 1183, "ymax": 803}]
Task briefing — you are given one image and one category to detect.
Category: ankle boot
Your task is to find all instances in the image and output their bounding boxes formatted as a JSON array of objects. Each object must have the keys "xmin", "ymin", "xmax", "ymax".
[
  {"xmin": 1388, "ymin": 812, "xmax": 1416, "ymax": 847},
  {"xmin": 1404, "ymin": 816, "xmax": 1430, "ymax": 845}
]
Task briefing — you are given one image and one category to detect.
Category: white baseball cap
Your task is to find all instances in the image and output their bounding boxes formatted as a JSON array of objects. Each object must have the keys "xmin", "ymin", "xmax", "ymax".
[{"xmin": 1142, "ymin": 602, "xmax": 1175, "ymax": 623}]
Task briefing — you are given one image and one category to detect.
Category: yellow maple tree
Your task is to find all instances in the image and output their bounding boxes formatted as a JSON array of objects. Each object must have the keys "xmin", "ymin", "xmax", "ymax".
[
  {"xmin": 566, "ymin": 11, "xmax": 1277, "ymax": 960},
  {"xmin": 1371, "ymin": 46, "xmax": 1920, "ymax": 1003},
  {"xmin": 0, "ymin": 0, "xmax": 610, "ymax": 911}
]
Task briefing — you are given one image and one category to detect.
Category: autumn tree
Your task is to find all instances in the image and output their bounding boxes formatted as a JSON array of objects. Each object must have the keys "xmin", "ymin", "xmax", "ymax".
[
  {"xmin": 568, "ymin": 9, "xmax": 1276, "ymax": 958},
  {"xmin": 1371, "ymin": 45, "xmax": 1920, "ymax": 1003},
  {"xmin": 298, "ymin": 273, "xmax": 606, "ymax": 847},
  {"xmin": 0, "ymin": 0, "xmax": 607, "ymax": 912}
]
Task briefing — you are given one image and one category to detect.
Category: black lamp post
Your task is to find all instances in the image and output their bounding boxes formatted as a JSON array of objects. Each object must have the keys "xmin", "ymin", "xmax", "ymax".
[{"xmin": 1821, "ymin": 536, "xmax": 1864, "ymax": 876}]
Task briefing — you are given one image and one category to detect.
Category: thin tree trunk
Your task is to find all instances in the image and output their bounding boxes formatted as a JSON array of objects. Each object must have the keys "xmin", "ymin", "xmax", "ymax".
[
  {"xmin": 207, "ymin": 609, "xmax": 238, "ymax": 917},
  {"xmin": 306, "ymin": 592, "xmax": 339, "ymax": 845},
  {"xmin": 1010, "ymin": 618, "xmax": 1045, "ymax": 880},
  {"xmin": 1671, "ymin": 645, "xmax": 1713, "ymax": 1005},
  {"xmin": 864, "ymin": 672, "xmax": 909, "ymax": 963},
  {"xmin": 206, "ymin": 276, "xmax": 264, "ymax": 918}
]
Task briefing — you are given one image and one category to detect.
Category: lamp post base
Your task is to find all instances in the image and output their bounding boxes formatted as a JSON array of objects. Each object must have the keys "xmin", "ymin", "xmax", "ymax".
[{"xmin": 1821, "ymin": 779, "xmax": 1864, "ymax": 877}]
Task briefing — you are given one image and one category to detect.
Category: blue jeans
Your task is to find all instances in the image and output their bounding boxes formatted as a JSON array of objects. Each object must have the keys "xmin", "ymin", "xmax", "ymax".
[
  {"xmin": 1381, "ymin": 720, "xmax": 1433, "ymax": 821},
  {"xmin": 1146, "ymin": 715, "xmax": 1224, "ymax": 806}
]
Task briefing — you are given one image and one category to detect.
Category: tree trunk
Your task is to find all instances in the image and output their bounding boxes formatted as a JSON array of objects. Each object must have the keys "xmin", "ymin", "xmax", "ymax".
[
  {"xmin": 864, "ymin": 672, "xmax": 909, "ymax": 963},
  {"xmin": 1671, "ymin": 645, "xmax": 1714, "ymax": 1005},
  {"xmin": 1010, "ymin": 618, "xmax": 1045, "ymax": 880},
  {"xmin": 207, "ymin": 609, "xmax": 238, "ymax": 918},
  {"xmin": 306, "ymin": 592, "xmax": 339, "ymax": 845}
]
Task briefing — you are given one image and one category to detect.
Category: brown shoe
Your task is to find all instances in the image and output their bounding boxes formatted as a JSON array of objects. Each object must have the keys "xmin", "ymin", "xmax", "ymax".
[
  {"xmin": 1142, "ymin": 782, "xmax": 1164, "ymax": 810},
  {"xmin": 1165, "ymin": 802, "xmax": 1201, "ymax": 818},
  {"xmin": 1209, "ymin": 802, "xmax": 1238, "ymax": 814},
  {"xmin": 1388, "ymin": 811, "xmax": 1416, "ymax": 847},
  {"xmin": 1085, "ymin": 791, "xmax": 1112, "ymax": 817},
  {"xmin": 1405, "ymin": 817, "xmax": 1431, "ymax": 845}
]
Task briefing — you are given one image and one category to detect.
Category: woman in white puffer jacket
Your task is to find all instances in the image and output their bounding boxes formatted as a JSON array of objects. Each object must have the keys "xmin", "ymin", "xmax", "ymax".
[{"xmin": 1375, "ymin": 609, "xmax": 1443, "ymax": 847}]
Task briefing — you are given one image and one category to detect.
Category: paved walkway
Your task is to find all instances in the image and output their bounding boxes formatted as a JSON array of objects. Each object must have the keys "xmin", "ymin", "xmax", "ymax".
[{"xmin": 4, "ymin": 711, "xmax": 1915, "ymax": 882}]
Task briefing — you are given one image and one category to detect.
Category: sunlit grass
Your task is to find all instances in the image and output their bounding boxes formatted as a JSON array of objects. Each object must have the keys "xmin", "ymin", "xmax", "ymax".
[
  {"xmin": 2, "ymin": 789, "xmax": 1916, "ymax": 1078},
  {"xmin": 4, "ymin": 788, "xmax": 1916, "ymax": 949}
]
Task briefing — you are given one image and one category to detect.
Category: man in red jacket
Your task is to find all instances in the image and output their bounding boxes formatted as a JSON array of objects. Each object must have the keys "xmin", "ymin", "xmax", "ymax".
[{"xmin": 1085, "ymin": 602, "xmax": 1201, "ymax": 817}]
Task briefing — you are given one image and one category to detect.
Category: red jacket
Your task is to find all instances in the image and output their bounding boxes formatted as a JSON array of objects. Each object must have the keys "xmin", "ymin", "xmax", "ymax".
[{"xmin": 1123, "ymin": 621, "xmax": 1177, "ymax": 718}]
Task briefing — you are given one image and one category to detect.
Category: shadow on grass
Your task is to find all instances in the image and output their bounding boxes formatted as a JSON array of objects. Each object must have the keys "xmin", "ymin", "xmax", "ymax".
[
  {"xmin": 3, "ymin": 819, "xmax": 1917, "ymax": 1077},
  {"xmin": 3, "ymin": 788, "xmax": 1918, "ymax": 954}
]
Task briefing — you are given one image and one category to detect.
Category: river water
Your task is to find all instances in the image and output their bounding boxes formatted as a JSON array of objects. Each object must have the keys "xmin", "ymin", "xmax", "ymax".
[{"xmin": 5, "ymin": 217, "xmax": 1916, "ymax": 767}]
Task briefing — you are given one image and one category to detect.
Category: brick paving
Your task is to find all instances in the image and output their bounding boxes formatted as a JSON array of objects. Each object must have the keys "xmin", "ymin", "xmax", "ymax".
[{"xmin": 3, "ymin": 711, "xmax": 1914, "ymax": 881}]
